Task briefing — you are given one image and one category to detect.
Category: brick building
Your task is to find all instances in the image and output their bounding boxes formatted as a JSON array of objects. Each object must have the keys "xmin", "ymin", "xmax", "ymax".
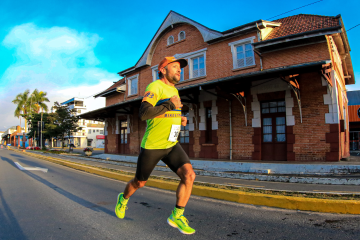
[{"xmin": 81, "ymin": 11, "xmax": 354, "ymax": 162}]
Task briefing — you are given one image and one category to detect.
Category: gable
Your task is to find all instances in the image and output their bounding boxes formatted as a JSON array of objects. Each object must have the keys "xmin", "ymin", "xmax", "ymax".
[{"xmin": 134, "ymin": 11, "xmax": 222, "ymax": 70}]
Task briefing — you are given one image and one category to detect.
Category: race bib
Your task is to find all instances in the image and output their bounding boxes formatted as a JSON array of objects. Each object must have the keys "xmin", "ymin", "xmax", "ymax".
[{"xmin": 168, "ymin": 125, "xmax": 181, "ymax": 142}]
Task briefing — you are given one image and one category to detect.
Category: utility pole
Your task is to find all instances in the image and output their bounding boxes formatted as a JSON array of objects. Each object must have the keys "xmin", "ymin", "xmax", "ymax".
[{"xmin": 40, "ymin": 112, "xmax": 43, "ymax": 149}]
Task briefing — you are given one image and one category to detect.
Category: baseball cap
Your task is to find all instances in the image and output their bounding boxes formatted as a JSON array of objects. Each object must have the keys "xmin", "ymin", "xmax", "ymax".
[{"xmin": 158, "ymin": 56, "xmax": 187, "ymax": 72}]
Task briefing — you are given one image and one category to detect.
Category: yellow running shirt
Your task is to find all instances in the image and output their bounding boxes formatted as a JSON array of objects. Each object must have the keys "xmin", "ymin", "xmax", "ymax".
[{"xmin": 141, "ymin": 80, "xmax": 182, "ymax": 149}]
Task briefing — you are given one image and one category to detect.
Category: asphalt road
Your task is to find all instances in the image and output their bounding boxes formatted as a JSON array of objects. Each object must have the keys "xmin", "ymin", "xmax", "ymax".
[{"xmin": 1, "ymin": 148, "xmax": 360, "ymax": 240}]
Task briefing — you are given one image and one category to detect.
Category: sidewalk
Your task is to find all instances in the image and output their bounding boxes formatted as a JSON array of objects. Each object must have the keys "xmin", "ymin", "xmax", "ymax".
[
  {"xmin": 87, "ymin": 152, "xmax": 360, "ymax": 185},
  {"xmin": 9, "ymin": 148, "xmax": 360, "ymax": 214}
]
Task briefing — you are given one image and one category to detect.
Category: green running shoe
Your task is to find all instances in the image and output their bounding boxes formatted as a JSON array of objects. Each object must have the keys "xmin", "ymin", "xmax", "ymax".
[
  {"xmin": 167, "ymin": 210, "xmax": 195, "ymax": 235},
  {"xmin": 115, "ymin": 193, "xmax": 128, "ymax": 219}
]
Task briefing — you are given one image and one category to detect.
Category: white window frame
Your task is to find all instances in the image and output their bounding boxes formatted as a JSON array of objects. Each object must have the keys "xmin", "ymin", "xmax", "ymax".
[
  {"xmin": 127, "ymin": 74, "xmax": 139, "ymax": 96},
  {"xmin": 167, "ymin": 35, "xmax": 174, "ymax": 45},
  {"xmin": 151, "ymin": 65, "xmax": 159, "ymax": 82},
  {"xmin": 228, "ymin": 36, "xmax": 256, "ymax": 70},
  {"xmin": 178, "ymin": 31, "xmax": 186, "ymax": 41},
  {"xmin": 189, "ymin": 52, "xmax": 206, "ymax": 79}
]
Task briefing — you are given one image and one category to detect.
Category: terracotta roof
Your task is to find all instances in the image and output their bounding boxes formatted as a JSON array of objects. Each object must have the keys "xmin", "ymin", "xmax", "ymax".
[
  {"xmin": 266, "ymin": 14, "xmax": 340, "ymax": 40},
  {"xmin": 95, "ymin": 79, "xmax": 125, "ymax": 97},
  {"xmin": 106, "ymin": 79, "xmax": 125, "ymax": 91}
]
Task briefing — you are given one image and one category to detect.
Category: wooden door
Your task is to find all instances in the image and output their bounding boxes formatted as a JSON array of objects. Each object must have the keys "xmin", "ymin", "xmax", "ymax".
[
  {"xmin": 119, "ymin": 121, "xmax": 129, "ymax": 154},
  {"xmin": 261, "ymin": 101, "xmax": 287, "ymax": 161}
]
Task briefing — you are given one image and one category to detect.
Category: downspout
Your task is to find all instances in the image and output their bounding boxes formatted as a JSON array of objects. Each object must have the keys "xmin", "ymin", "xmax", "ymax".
[
  {"xmin": 255, "ymin": 23, "xmax": 264, "ymax": 71},
  {"xmin": 229, "ymin": 100, "xmax": 232, "ymax": 160}
]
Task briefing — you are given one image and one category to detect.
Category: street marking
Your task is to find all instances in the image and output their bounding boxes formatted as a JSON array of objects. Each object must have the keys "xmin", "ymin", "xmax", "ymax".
[{"xmin": 15, "ymin": 162, "xmax": 48, "ymax": 173}]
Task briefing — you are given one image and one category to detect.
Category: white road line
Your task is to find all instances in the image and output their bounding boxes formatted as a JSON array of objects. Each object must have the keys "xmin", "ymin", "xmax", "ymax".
[{"xmin": 15, "ymin": 162, "xmax": 48, "ymax": 173}]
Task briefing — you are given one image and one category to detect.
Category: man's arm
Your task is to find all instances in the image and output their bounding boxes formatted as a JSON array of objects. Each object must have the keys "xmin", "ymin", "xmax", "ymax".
[{"xmin": 139, "ymin": 101, "xmax": 176, "ymax": 121}]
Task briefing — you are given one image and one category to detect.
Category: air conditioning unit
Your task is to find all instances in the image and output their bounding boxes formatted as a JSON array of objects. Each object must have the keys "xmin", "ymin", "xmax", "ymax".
[{"xmin": 117, "ymin": 84, "xmax": 126, "ymax": 92}]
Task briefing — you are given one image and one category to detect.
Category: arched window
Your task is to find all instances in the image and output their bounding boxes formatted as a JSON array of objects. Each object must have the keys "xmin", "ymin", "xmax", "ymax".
[
  {"xmin": 167, "ymin": 36, "xmax": 174, "ymax": 45},
  {"xmin": 178, "ymin": 31, "xmax": 185, "ymax": 41}
]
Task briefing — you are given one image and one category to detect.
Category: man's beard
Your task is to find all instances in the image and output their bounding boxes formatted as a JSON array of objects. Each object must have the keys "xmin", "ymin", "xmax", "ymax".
[{"xmin": 166, "ymin": 74, "xmax": 180, "ymax": 84}]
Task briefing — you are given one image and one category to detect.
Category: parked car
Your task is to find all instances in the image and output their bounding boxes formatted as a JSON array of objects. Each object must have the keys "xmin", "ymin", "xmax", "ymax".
[{"xmin": 26, "ymin": 146, "xmax": 40, "ymax": 150}]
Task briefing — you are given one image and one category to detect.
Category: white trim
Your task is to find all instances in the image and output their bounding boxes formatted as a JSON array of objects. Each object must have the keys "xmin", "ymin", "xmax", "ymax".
[
  {"xmin": 178, "ymin": 31, "xmax": 186, "ymax": 41},
  {"xmin": 151, "ymin": 65, "xmax": 159, "ymax": 82},
  {"xmin": 229, "ymin": 36, "xmax": 256, "ymax": 70},
  {"xmin": 127, "ymin": 74, "xmax": 139, "ymax": 96}
]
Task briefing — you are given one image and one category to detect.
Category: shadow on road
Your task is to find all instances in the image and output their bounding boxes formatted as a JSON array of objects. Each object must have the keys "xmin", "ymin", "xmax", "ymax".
[
  {"xmin": 0, "ymin": 188, "xmax": 28, "ymax": 240},
  {"xmin": 1, "ymin": 156, "xmax": 117, "ymax": 218}
]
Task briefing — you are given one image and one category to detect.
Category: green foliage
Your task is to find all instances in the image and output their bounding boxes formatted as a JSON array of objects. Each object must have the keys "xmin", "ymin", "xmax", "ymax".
[{"xmin": 27, "ymin": 102, "xmax": 82, "ymax": 148}]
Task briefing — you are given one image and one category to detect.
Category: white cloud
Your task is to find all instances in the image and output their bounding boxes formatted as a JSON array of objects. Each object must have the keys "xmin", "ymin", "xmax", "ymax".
[{"xmin": 0, "ymin": 23, "xmax": 118, "ymax": 131}]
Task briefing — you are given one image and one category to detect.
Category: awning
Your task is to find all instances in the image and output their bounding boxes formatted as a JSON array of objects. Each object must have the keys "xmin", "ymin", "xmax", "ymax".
[{"xmin": 79, "ymin": 60, "xmax": 330, "ymax": 121}]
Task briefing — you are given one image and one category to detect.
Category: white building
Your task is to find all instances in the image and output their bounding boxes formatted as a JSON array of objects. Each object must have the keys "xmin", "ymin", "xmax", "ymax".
[{"xmin": 52, "ymin": 97, "xmax": 105, "ymax": 148}]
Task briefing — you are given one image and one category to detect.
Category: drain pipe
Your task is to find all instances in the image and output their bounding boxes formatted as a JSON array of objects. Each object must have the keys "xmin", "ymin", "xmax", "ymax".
[{"xmin": 229, "ymin": 99, "xmax": 232, "ymax": 160}]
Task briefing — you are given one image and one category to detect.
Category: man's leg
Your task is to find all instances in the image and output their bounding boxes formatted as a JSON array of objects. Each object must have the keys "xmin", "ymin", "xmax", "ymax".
[
  {"xmin": 115, "ymin": 147, "xmax": 168, "ymax": 219},
  {"xmin": 163, "ymin": 143, "xmax": 196, "ymax": 234},
  {"xmin": 123, "ymin": 177, "xmax": 147, "ymax": 199},
  {"xmin": 175, "ymin": 163, "xmax": 196, "ymax": 207}
]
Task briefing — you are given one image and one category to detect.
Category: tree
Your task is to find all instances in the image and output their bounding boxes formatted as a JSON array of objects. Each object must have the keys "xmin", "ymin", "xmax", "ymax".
[
  {"xmin": 12, "ymin": 90, "xmax": 32, "ymax": 132},
  {"xmin": 31, "ymin": 89, "xmax": 50, "ymax": 113},
  {"xmin": 27, "ymin": 112, "xmax": 53, "ymax": 147},
  {"xmin": 51, "ymin": 102, "xmax": 82, "ymax": 149}
]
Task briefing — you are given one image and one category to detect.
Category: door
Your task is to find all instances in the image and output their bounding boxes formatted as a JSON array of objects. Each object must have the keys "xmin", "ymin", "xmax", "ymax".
[
  {"xmin": 119, "ymin": 121, "xmax": 130, "ymax": 154},
  {"xmin": 261, "ymin": 101, "xmax": 287, "ymax": 161}
]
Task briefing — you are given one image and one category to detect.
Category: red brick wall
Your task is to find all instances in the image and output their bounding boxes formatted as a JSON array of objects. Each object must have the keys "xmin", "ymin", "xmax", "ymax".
[
  {"xmin": 216, "ymin": 95, "xmax": 254, "ymax": 160},
  {"xmin": 262, "ymin": 42, "xmax": 330, "ymax": 69},
  {"xmin": 106, "ymin": 93, "xmax": 125, "ymax": 107},
  {"xmin": 292, "ymin": 72, "xmax": 331, "ymax": 161}
]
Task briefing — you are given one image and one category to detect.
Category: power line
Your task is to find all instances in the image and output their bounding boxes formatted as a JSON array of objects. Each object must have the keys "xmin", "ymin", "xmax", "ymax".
[
  {"xmin": 267, "ymin": 0, "xmax": 324, "ymax": 21},
  {"xmin": 347, "ymin": 24, "xmax": 360, "ymax": 32}
]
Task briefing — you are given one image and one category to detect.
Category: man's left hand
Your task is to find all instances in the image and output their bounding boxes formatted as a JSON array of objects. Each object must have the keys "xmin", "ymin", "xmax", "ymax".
[{"xmin": 181, "ymin": 116, "xmax": 187, "ymax": 126}]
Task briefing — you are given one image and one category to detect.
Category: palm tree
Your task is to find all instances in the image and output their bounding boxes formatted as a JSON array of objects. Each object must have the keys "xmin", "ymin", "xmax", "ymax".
[
  {"xmin": 12, "ymin": 90, "xmax": 32, "ymax": 132},
  {"xmin": 31, "ymin": 89, "xmax": 50, "ymax": 113}
]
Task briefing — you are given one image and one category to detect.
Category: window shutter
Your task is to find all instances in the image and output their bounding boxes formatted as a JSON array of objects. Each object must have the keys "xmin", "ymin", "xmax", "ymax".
[
  {"xmin": 236, "ymin": 45, "xmax": 245, "ymax": 68},
  {"xmin": 245, "ymin": 44, "xmax": 254, "ymax": 66}
]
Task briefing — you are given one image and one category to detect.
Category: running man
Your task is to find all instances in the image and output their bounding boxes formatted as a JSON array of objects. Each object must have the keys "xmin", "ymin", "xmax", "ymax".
[{"xmin": 115, "ymin": 56, "xmax": 196, "ymax": 235}]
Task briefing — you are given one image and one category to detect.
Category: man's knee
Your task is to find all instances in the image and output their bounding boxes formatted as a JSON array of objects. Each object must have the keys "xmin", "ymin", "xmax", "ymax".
[{"xmin": 184, "ymin": 170, "xmax": 196, "ymax": 183}]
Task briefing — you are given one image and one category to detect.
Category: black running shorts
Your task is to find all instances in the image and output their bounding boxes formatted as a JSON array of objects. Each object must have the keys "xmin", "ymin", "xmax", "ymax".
[{"xmin": 135, "ymin": 143, "xmax": 191, "ymax": 181}]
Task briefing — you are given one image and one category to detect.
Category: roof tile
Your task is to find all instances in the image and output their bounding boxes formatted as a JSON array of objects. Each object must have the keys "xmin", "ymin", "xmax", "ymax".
[{"xmin": 266, "ymin": 14, "xmax": 340, "ymax": 40}]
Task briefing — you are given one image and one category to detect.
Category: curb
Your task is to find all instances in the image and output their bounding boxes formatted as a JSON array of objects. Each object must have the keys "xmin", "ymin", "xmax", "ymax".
[{"xmin": 13, "ymin": 150, "xmax": 360, "ymax": 215}]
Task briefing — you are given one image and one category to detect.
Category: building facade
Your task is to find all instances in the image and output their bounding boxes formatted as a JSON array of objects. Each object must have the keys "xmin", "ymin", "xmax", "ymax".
[
  {"xmin": 53, "ymin": 98, "xmax": 105, "ymax": 148},
  {"xmin": 81, "ymin": 11, "xmax": 354, "ymax": 161}
]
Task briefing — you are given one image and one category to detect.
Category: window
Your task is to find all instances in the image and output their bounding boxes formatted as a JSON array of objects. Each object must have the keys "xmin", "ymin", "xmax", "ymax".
[
  {"xmin": 261, "ymin": 101, "xmax": 286, "ymax": 114},
  {"xmin": 178, "ymin": 31, "xmax": 185, "ymax": 41},
  {"xmin": 127, "ymin": 75, "xmax": 138, "ymax": 95},
  {"xmin": 180, "ymin": 68, "xmax": 184, "ymax": 82},
  {"xmin": 100, "ymin": 130, "xmax": 104, "ymax": 134},
  {"xmin": 174, "ymin": 48, "xmax": 207, "ymax": 80},
  {"xmin": 88, "ymin": 129, "xmax": 91, "ymax": 134},
  {"xmin": 205, "ymin": 107, "xmax": 212, "ymax": 143},
  {"xmin": 120, "ymin": 121, "xmax": 128, "ymax": 144},
  {"xmin": 78, "ymin": 109, "xmax": 81, "ymax": 114},
  {"xmin": 229, "ymin": 37, "xmax": 256, "ymax": 69},
  {"xmin": 93, "ymin": 130, "xmax": 95, "ymax": 133},
  {"xmin": 167, "ymin": 36, "xmax": 174, "ymax": 45},
  {"xmin": 96, "ymin": 129, "xmax": 99, "ymax": 132},
  {"xmin": 151, "ymin": 66, "xmax": 160, "ymax": 81},
  {"xmin": 191, "ymin": 56, "xmax": 205, "ymax": 78}
]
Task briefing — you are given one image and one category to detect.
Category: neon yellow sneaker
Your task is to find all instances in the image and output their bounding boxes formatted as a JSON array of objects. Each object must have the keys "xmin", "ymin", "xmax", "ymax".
[
  {"xmin": 167, "ymin": 208, "xmax": 195, "ymax": 235},
  {"xmin": 115, "ymin": 193, "xmax": 128, "ymax": 219}
]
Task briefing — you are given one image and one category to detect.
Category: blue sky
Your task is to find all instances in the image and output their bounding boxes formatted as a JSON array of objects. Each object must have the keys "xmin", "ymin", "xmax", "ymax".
[{"xmin": 0, "ymin": 0, "xmax": 359, "ymax": 131}]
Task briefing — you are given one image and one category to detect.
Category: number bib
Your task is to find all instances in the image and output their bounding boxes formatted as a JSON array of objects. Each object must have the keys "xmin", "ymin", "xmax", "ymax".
[{"xmin": 168, "ymin": 125, "xmax": 181, "ymax": 142}]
